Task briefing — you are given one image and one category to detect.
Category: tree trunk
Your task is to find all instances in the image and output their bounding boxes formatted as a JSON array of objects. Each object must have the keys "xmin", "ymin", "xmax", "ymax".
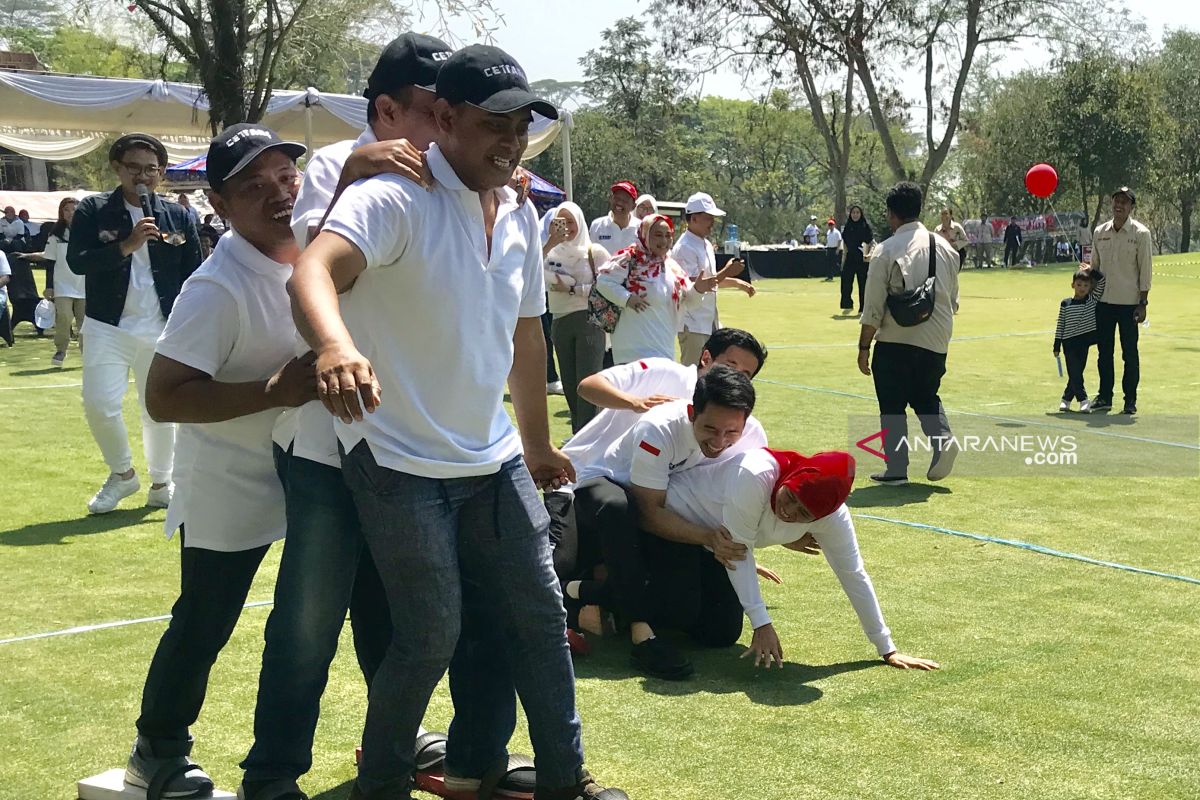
[{"xmin": 1181, "ymin": 195, "xmax": 1194, "ymax": 253}]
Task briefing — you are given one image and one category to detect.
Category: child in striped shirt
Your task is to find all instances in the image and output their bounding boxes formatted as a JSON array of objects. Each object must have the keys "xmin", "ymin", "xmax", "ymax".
[{"xmin": 1053, "ymin": 266, "xmax": 1105, "ymax": 412}]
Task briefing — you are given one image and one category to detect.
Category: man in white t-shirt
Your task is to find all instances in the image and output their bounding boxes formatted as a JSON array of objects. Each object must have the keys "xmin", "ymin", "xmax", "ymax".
[
  {"xmin": 0, "ymin": 206, "xmax": 23, "ymax": 244},
  {"xmin": 289, "ymin": 45, "xmax": 626, "ymax": 800},
  {"xmin": 67, "ymin": 132, "xmax": 203, "ymax": 514},
  {"xmin": 241, "ymin": 33, "xmax": 456, "ymax": 800},
  {"xmin": 120, "ymin": 125, "xmax": 314, "ymax": 800},
  {"xmin": 803, "ymin": 215, "xmax": 820, "ymax": 244},
  {"xmin": 823, "ymin": 217, "xmax": 843, "ymax": 281},
  {"xmin": 672, "ymin": 192, "xmax": 755, "ymax": 366},
  {"xmin": 565, "ymin": 366, "xmax": 767, "ymax": 680},
  {"xmin": 588, "ymin": 180, "xmax": 640, "ymax": 253}
]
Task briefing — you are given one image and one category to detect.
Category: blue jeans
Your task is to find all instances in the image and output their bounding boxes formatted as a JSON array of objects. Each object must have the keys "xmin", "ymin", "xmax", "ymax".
[
  {"xmin": 342, "ymin": 442, "xmax": 584, "ymax": 795},
  {"xmin": 241, "ymin": 445, "xmax": 391, "ymax": 782}
]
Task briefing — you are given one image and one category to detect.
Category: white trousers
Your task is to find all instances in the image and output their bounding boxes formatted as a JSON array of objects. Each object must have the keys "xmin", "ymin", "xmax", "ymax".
[{"xmin": 81, "ymin": 320, "xmax": 175, "ymax": 483}]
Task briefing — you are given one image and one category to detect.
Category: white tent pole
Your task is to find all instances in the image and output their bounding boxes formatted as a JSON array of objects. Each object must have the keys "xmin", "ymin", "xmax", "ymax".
[
  {"xmin": 304, "ymin": 103, "xmax": 313, "ymax": 157},
  {"xmin": 561, "ymin": 112, "xmax": 573, "ymax": 202}
]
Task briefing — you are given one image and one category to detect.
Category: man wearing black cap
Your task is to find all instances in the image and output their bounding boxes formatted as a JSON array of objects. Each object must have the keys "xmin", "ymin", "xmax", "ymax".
[
  {"xmin": 120, "ymin": 124, "xmax": 316, "ymax": 800},
  {"xmin": 67, "ymin": 133, "xmax": 202, "ymax": 516},
  {"xmin": 238, "ymin": 31, "xmax": 454, "ymax": 800},
  {"xmin": 1090, "ymin": 186, "xmax": 1152, "ymax": 414},
  {"xmin": 290, "ymin": 44, "xmax": 627, "ymax": 800}
]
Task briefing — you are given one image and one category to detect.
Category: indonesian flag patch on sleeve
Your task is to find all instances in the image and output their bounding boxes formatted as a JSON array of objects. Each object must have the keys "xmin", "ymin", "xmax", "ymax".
[{"xmin": 638, "ymin": 441, "xmax": 661, "ymax": 456}]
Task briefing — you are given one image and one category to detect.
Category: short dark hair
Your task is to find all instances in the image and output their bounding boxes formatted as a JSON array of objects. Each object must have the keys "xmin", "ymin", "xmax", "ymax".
[
  {"xmin": 1072, "ymin": 269, "xmax": 1095, "ymax": 283},
  {"xmin": 692, "ymin": 364, "xmax": 756, "ymax": 418},
  {"xmin": 885, "ymin": 181, "xmax": 923, "ymax": 221},
  {"xmin": 703, "ymin": 327, "xmax": 768, "ymax": 376},
  {"xmin": 367, "ymin": 86, "xmax": 416, "ymax": 123}
]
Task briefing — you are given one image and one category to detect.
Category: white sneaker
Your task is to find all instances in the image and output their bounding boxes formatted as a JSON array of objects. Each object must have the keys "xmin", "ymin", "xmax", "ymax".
[
  {"xmin": 547, "ymin": 380, "xmax": 565, "ymax": 395},
  {"xmin": 147, "ymin": 482, "xmax": 174, "ymax": 509},
  {"xmin": 1059, "ymin": 399, "xmax": 1071, "ymax": 412},
  {"xmin": 87, "ymin": 473, "xmax": 141, "ymax": 514},
  {"xmin": 51, "ymin": 351, "xmax": 66, "ymax": 367},
  {"xmin": 1079, "ymin": 398, "xmax": 1092, "ymax": 414},
  {"xmin": 927, "ymin": 438, "xmax": 960, "ymax": 482}
]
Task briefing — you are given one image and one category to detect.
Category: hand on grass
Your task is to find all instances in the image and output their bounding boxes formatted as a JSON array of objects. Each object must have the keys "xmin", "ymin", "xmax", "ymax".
[
  {"xmin": 883, "ymin": 651, "xmax": 940, "ymax": 670},
  {"xmin": 741, "ymin": 623, "xmax": 784, "ymax": 668},
  {"xmin": 755, "ymin": 565, "xmax": 783, "ymax": 584}
]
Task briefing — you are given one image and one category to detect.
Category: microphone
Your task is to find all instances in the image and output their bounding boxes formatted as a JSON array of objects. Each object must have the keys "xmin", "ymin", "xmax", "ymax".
[{"xmin": 137, "ymin": 184, "xmax": 154, "ymax": 220}]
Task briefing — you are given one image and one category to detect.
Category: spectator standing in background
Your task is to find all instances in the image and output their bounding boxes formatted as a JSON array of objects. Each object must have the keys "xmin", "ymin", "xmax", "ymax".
[
  {"xmin": 0, "ymin": 206, "xmax": 23, "ymax": 244},
  {"xmin": 590, "ymin": 180, "xmax": 641, "ymax": 253},
  {"xmin": 803, "ymin": 215, "xmax": 820, "ymax": 245},
  {"xmin": 634, "ymin": 194, "xmax": 658, "ymax": 220},
  {"xmin": 822, "ymin": 217, "xmax": 842, "ymax": 283},
  {"xmin": 935, "ymin": 208, "xmax": 969, "ymax": 268},
  {"xmin": 1077, "ymin": 216, "xmax": 1093, "ymax": 262},
  {"xmin": 672, "ymin": 192, "xmax": 754, "ymax": 367},
  {"xmin": 177, "ymin": 193, "xmax": 200, "ymax": 227},
  {"xmin": 40, "ymin": 198, "xmax": 85, "ymax": 367},
  {"xmin": 840, "ymin": 205, "xmax": 873, "ymax": 312},
  {"xmin": 1003, "ymin": 219, "xmax": 1023, "ymax": 268},
  {"xmin": 1090, "ymin": 187, "xmax": 1152, "ymax": 415},
  {"xmin": 0, "ymin": 250, "xmax": 11, "ymax": 346}
]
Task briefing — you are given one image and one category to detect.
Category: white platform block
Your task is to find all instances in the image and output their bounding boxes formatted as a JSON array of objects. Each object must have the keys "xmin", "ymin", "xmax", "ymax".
[{"xmin": 78, "ymin": 768, "xmax": 236, "ymax": 800}]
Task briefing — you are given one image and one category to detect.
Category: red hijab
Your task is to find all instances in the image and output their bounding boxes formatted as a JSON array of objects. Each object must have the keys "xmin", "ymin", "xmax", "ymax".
[{"xmin": 765, "ymin": 449, "xmax": 855, "ymax": 520}]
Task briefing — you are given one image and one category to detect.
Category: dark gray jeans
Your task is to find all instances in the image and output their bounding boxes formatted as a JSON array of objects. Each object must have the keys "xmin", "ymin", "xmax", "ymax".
[
  {"xmin": 341, "ymin": 442, "xmax": 585, "ymax": 795},
  {"xmin": 551, "ymin": 310, "xmax": 606, "ymax": 433}
]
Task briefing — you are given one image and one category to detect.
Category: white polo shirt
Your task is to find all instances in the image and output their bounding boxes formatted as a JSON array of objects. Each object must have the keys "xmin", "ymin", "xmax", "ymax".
[
  {"xmin": 825, "ymin": 226, "xmax": 842, "ymax": 249},
  {"xmin": 665, "ymin": 448, "xmax": 894, "ymax": 654},
  {"xmin": 672, "ymin": 230, "xmax": 719, "ymax": 335},
  {"xmin": 562, "ymin": 357, "xmax": 696, "ymax": 474},
  {"xmin": 322, "ymin": 144, "xmax": 545, "ymax": 478},
  {"xmin": 156, "ymin": 231, "xmax": 297, "ymax": 552},
  {"xmin": 46, "ymin": 233, "xmax": 86, "ymax": 299},
  {"xmin": 572, "ymin": 398, "xmax": 767, "ymax": 488},
  {"xmin": 273, "ymin": 126, "xmax": 378, "ymax": 467},
  {"xmin": 589, "ymin": 213, "xmax": 640, "ymax": 253}
]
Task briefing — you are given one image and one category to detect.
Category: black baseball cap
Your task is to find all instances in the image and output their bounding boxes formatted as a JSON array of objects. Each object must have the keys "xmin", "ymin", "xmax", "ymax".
[
  {"xmin": 436, "ymin": 45, "xmax": 558, "ymax": 119},
  {"xmin": 109, "ymin": 132, "xmax": 168, "ymax": 167},
  {"xmin": 207, "ymin": 124, "xmax": 306, "ymax": 191},
  {"xmin": 1112, "ymin": 186, "xmax": 1137, "ymax": 204},
  {"xmin": 365, "ymin": 32, "xmax": 453, "ymax": 100}
]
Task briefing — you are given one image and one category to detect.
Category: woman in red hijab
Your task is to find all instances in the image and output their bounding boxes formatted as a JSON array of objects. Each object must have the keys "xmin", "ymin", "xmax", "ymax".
[{"xmin": 663, "ymin": 447, "xmax": 940, "ymax": 672}]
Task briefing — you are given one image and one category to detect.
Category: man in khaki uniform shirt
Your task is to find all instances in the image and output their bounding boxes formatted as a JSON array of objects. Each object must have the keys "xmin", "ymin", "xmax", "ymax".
[
  {"xmin": 1089, "ymin": 186, "xmax": 1151, "ymax": 414},
  {"xmin": 857, "ymin": 182, "xmax": 961, "ymax": 486}
]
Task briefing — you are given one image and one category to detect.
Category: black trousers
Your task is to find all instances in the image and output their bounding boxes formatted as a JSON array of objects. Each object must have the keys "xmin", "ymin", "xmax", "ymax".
[
  {"xmin": 871, "ymin": 341, "xmax": 952, "ymax": 476},
  {"xmin": 0, "ymin": 302, "xmax": 12, "ymax": 345},
  {"xmin": 568, "ymin": 478, "xmax": 743, "ymax": 646},
  {"xmin": 1095, "ymin": 302, "xmax": 1140, "ymax": 406},
  {"xmin": 825, "ymin": 248, "xmax": 841, "ymax": 279},
  {"xmin": 541, "ymin": 305, "xmax": 559, "ymax": 383},
  {"xmin": 1004, "ymin": 241, "xmax": 1020, "ymax": 267},
  {"xmin": 136, "ymin": 535, "xmax": 270, "ymax": 751},
  {"xmin": 840, "ymin": 255, "xmax": 868, "ymax": 310},
  {"xmin": 1060, "ymin": 334, "xmax": 1095, "ymax": 402}
]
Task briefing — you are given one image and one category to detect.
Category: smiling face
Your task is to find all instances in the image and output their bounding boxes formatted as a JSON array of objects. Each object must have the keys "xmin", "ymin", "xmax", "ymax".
[
  {"xmin": 209, "ymin": 149, "xmax": 299, "ymax": 256},
  {"xmin": 610, "ymin": 189, "xmax": 635, "ymax": 217},
  {"xmin": 112, "ymin": 144, "xmax": 163, "ymax": 199},
  {"xmin": 850, "ymin": 206, "xmax": 863, "ymax": 222},
  {"xmin": 644, "ymin": 219, "xmax": 673, "ymax": 257},
  {"xmin": 435, "ymin": 101, "xmax": 530, "ymax": 192},
  {"xmin": 690, "ymin": 404, "xmax": 748, "ymax": 458},
  {"xmin": 699, "ymin": 345, "xmax": 762, "ymax": 378},
  {"xmin": 635, "ymin": 199, "xmax": 656, "ymax": 218},
  {"xmin": 774, "ymin": 485, "xmax": 816, "ymax": 525},
  {"xmin": 1112, "ymin": 193, "xmax": 1133, "ymax": 227}
]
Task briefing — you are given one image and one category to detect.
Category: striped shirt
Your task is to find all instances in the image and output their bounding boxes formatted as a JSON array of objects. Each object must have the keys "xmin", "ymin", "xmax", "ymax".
[{"xmin": 1054, "ymin": 271, "xmax": 1106, "ymax": 346}]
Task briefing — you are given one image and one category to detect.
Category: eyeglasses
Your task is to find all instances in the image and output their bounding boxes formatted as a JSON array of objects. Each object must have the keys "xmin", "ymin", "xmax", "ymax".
[{"xmin": 121, "ymin": 163, "xmax": 162, "ymax": 177}]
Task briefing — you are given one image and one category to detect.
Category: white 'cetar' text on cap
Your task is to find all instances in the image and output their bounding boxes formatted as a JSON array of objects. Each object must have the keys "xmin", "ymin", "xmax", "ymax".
[{"xmin": 684, "ymin": 192, "xmax": 725, "ymax": 216}]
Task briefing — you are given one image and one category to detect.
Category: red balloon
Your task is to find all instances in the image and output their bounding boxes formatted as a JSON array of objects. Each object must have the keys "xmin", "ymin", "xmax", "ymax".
[{"xmin": 1025, "ymin": 163, "xmax": 1058, "ymax": 199}]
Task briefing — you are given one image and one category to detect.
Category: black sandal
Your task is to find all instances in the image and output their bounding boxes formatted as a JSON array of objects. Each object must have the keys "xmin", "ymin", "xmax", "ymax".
[
  {"xmin": 237, "ymin": 778, "xmax": 309, "ymax": 800},
  {"xmin": 415, "ymin": 730, "xmax": 449, "ymax": 773},
  {"xmin": 477, "ymin": 753, "xmax": 536, "ymax": 800}
]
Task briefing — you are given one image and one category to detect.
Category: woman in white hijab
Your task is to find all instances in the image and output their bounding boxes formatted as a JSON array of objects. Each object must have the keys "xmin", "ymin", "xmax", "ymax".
[
  {"xmin": 543, "ymin": 202, "xmax": 612, "ymax": 432},
  {"xmin": 634, "ymin": 194, "xmax": 658, "ymax": 220}
]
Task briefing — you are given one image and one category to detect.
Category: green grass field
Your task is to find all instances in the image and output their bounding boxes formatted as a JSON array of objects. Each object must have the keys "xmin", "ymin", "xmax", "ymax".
[{"xmin": 2, "ymin": 257, "xmax": 1198, "ymax": 799}]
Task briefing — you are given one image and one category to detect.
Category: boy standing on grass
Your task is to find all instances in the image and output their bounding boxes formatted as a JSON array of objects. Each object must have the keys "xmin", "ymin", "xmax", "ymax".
[{"xmin": 1053, "ymin": 265, "xmax": 1106, "ymax": 413}]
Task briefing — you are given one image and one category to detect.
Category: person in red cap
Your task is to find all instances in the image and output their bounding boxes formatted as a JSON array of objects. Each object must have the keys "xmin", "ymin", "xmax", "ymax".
[
  {"xmin": 588, "ymin": 180, "xmax": 641, "ymax": 253},
  {"xmin": 663, "ymin": 447, "xmax": 940, "ymax": 672}
]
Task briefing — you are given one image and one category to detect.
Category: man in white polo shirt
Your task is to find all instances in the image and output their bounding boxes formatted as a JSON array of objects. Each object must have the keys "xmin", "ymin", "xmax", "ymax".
[
  {"xmin": 564, "ymin": 366, "xmax": 767, "ymax": 680},
  {"xmin": 588, "ymin": 180, "xmax": 640, "ymax": 254},
  {"xmin": 120, "ymin": 125, "xmax": 314, "ymax": 800},
  {"xmin": 289, "ymin": 45, "xmax": 626, "ymax": 800},
  {"xmin": 240, "ymin": 33, "xmax": 454, "ymax": 800},
  {"xmin": 671, "ymin": 192, "xmax": 755, "ymax": 366}
]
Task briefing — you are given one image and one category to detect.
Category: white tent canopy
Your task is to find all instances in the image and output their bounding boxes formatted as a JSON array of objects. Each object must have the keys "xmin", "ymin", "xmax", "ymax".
[{"xmin": 0, "ymin": 70, "xmax": 570, "ymax": 183}]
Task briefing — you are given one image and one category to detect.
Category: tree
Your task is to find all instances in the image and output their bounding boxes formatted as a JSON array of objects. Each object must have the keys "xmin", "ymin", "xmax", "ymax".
[
  {"xmin": 119, "ymin": 0, "xmax": 499, "ymax": 132},
  {"xmin": 1155, "ymin": 30, "xmax": 1200, "ymax": 251}
]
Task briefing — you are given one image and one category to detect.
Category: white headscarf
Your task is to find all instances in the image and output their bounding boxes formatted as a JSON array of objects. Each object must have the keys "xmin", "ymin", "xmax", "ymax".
[
  {"xmin": 635, "ymin": 194, "xmax": 658, "ymax": 215},
  {"xmin": 547, "ymin": 201, "xmax": 592, "ymax": 262}
]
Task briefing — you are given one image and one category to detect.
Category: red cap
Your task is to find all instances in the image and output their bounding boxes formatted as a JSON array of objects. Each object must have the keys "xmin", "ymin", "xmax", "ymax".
[{"xmin": 610, "ymin": 180, "xmax": 638, "ymax": 201}]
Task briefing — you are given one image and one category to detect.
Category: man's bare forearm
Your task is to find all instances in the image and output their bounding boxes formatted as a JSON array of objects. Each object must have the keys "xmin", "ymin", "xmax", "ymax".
[
  {"xmin": 509, "ymin": 317, "xmax": 554, "ymax": 453},
  {"xmin": 577, "ymin": 374, "xmax": 637, "ymax": 411},
  {"xmin": 289, "ymin": 257, "xmax": 354, "ymax": 353}
]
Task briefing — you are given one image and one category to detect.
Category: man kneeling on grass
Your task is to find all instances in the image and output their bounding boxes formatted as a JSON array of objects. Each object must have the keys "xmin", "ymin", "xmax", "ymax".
[
  {"xmin": 121, "ymin": 125, "xmax": 316, "ymax": 799},
  {"xmin": 664, "ymin": 448, "xmax": 939, "ymax": 671}
]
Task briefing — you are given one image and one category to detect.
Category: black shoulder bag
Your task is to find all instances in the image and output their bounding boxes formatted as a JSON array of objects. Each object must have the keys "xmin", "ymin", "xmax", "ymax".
[{"xmin": 886, "ymin": 233, "xmax": 937, "ymax": 327}]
